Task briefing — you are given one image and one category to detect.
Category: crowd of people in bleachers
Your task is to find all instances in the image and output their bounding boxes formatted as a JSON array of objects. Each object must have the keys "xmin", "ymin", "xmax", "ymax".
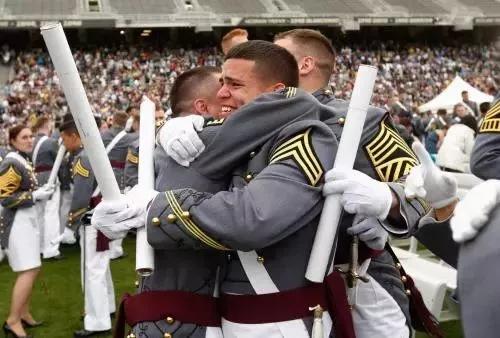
[{"xmin": 0, "ymin": 41, "xmax": 498, "ymax": 171}]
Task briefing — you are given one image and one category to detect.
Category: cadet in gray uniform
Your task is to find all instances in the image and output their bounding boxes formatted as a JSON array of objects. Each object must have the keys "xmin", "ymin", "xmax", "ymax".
[
  {"xmin": 118, "ymin": 66, "xmax": 226, "ymax": 338},
  {"xmin": 457, "ymin": 95, "xmax": 500, "ymax": 338},
  {"xmin": 59, "ymin": 114, "xmax": 115, "ymax": 338},
  {"xmin": 31, "ymin": 116, "xmax": 63, "ymax": 259},
  {"xmin": 101, "ymin": 111, "xmax": 138, "ymax": 259},
  {"xmin": 274, "ymin": 29, "xmax": 429, "ymax": 336},
  {"xmin": 1, "ymin": 125, "xmax": 54, "ymax": 338},
  {"xmin": 124, "ymin": 139, "xmax": 139, "ymax": 189},
  {"xmin": 101, "ymin": 112, "xmax": 139, "ymax": 191},
  {"xmin": 124, "ymin": 115, "xmax": 141, "ymax": 190}
]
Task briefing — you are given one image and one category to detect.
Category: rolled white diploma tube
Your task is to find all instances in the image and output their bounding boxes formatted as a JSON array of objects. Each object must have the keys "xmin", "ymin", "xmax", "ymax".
[
  {"xmin": 136, "ymin": 96, "xmax": 156, "ymax": 276},
  {"xmin": 40, "ymin": 23, "xmax": 120, "ymax": 201},
  {"xmin": 47, "ymin": 144, "xmax": 66, "ymax": 187},
  {"xmin": 305, "ymin": 65, "xmax": 378, "ymax": 283}
]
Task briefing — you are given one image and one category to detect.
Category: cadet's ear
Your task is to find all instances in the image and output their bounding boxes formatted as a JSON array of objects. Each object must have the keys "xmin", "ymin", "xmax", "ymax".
[
  {"xmin": 298, "ymin": 56, "xmax": 315, "ymax": 76},
  {"xmin": 193, "ymin": 99, "xmax": 208, "ymax": 115},
  {"xmin": 269, "ymin": 83, "xmax": 286, "ymax": 92}
]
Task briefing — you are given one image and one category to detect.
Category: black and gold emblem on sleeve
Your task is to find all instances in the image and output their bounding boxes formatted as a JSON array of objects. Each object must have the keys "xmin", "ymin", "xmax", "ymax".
[
  {"xmin": 364, "ymin": 114, "xmax": 418, "ymax": 182},
  {"xmin": 126, "ymin": 149, "xmax": 139, "ymax": 164},
  {"xmin": 0, "ymin": 165, "xmax": 22, "ymax": 198},
  {"xmin": 73, "ymin": 158, "xmax": 90, "ymax": 178},
  {"xmin": 204, "ymin": 118, "xmax": 225, "ymax": 127},
  {"xmin": 269, "ymin": 128, "xmax": 324, "ymax": 186},
  {"xmin": 479, "ymin": 100, "xmax": 500, "ymax": 133}
]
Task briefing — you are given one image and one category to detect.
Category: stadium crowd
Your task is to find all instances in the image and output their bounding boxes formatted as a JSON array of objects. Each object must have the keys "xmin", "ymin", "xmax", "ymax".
[{"xmin": 0, "ymin": 40, "xmax": 498, "ymax": 137}]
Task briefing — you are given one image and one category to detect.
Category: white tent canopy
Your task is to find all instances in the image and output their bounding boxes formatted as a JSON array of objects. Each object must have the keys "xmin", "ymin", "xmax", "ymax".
[{"xmin": 419, "ymin": 76, "xmax": 494, "ymax": 113}]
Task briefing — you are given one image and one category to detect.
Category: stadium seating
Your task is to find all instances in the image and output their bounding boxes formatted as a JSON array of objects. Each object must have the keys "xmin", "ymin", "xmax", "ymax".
[
  {"xmin": 458, "ymin": 0, "xmax": 500, "ymax": 14},
  {"xmin": 4, "ymin": 0, "xmax": 77, "ymax": 15},
  {"xmin": 197, "ymin": 0, "xmax": 268, "ymax": 15},
  {"xmin": 383, "ymin": 0, "xmax": 449, "ymax": 14},
  {"xmin": 108, "ymin": 0, "xmax": 177, "ymax": 15},
  {"xmin": 285, "ymin": 0, "xmax": 373, "ymax": 14}
]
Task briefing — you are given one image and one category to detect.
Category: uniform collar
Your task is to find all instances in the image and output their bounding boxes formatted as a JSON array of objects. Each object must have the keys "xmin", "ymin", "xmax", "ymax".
[{"xmin": 312, "ymin": 87, "xmax": 334, "ymax": 104}]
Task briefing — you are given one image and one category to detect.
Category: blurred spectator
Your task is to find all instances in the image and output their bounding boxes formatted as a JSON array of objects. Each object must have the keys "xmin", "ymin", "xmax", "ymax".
[
  {"xmin": 452, "ymin": 103, "xmax": 469, "ymax": 123},
  {"xmin": 436, "ymin": 114, "xmax": 478, "ymax": 173},
  {"xmin": 478, "ymin": 101, "xmax": 491, "ymax": 126},
  {"xmin": 221, "ymin": 28, "xmax": 249, "ymax": 55},
  {"xmin": 0, "ymin": 40, "xmax": 498, "ymax": 146},
  {"xmin": 461, "ymin": 90, "xmax": 479, "ymax": 118}
]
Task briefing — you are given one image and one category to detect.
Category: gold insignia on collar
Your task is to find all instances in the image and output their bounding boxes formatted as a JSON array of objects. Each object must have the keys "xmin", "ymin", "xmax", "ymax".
[
  {"xmin": 269, "ymin": 128, "xmax": 323, "ymax": 186},
  {"xmin": 364, "ymin": 115, "xmax": 418, "ymax": 182},
  {"xmin": 285, "ymin": 87, "xmax": 297, "ymax": 98},
  {"xmin": 126, "ymin": 149, "xmax": 139, "ymax": 164},
  {"xmin": 73, "ymin": 158, "xmax": 90, "ymax": 178},
  {"xmin": 205, "ymin": 118, "xmax": 225, "ymax": 127},
  {"xmin": 479, "ymin": 100, "xmax": 500, "ymax": 133},
  {"xmin": 0, "ymin": 166, "xmax": 22, "ymax": 197}
]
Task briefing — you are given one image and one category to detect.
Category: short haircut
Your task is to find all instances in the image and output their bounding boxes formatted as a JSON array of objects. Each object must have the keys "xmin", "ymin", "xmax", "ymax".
[
  {"xmin": 9, "ymin": 125, "xmax": 30, "ymax": 144},
  {"xmin": 480, "ymin": 102, "xmax": 491, "ymax": 114},
  {"xmin": 32, "ymin": 116, "xmax": 50, "ymax": 132},
  {"xmin": 222, "ymin": 28, "xmax": 248, "ymax": 43},
  {"xmin": 59, "ymin": 113, "xmax": 79, "ymax": 135},
  {"xmin": 169, "ymin": 66, "xmax": 222, "ymax": 118},
  {"xmin": 461, "ymin": 90, "xmax": 468, "ymax": 95},
  {"xmin": 113, "ymin": 111, "xmax": 129, "ymax": 128},
  {"xmin": 225, "ymin": 40, "xmax": 299, "ymax": 88},
  {"xmin": 437, "ymin": 109, "xmax": 447, "ymax": 116},
  {"xmin": 274, "ymin": 29, "xmax": 335, "ymax": 83}
]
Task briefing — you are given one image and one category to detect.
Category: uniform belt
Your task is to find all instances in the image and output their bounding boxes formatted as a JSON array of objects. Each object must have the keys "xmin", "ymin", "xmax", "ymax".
[
  {"xmin": 35, "ymin": 165, "xmax": 52, "ymax": 173},
  {"xmin": 358, "ymin": 244, "xmax": 383, "ymax": 262},
  {"xmin": 219, "ymin": 271, "xmax": 355, "ymax": 338},
  {"xmin": 110, "ymin": 160, "xmax": 126, "ymax": 169},
  {"xmin": 114, "ymin": 291, "xmax": 220, "ymax": 338},
  {"xmin": 89, "ymin": 195, "xmax": 109, "ymax": 252}
]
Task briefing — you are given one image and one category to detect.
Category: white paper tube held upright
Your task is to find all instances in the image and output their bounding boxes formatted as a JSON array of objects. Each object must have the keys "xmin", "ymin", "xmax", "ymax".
[
  {"xmin": 305, "ymin": 65, "xmax": 378, "ymax": 283},
  {"xmin": 40, "ymin": 23, "xmax": 120, "ymax": 201},
  {"xmin": 136, "ymin": 96, "xmax": 156, "ymax": 276},
  {"xmin": 47, "ymin": 144, "xmax": 66, "ymax": 186}
]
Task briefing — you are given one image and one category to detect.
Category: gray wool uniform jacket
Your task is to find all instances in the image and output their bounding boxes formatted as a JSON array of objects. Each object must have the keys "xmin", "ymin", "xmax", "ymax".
[
  {"xmin": 101, "ymin": 127, "xmax": 138, "ymax": 191},
  {"xmin": 459, "ymin": 95, "xmax": 500, "ymax": 338},
  {"xmin": 0, "ymin": 151, "xmax": 38, "ymax": 248},
  {"xmin": 67, "ymin": 148, "xmax": 96, "ymax": 230}
]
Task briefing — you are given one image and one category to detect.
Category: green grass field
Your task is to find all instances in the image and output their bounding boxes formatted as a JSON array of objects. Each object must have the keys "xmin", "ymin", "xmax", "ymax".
[{"xmin": 0, "ymin": 237, "xmax": 464, "ymax": 337}]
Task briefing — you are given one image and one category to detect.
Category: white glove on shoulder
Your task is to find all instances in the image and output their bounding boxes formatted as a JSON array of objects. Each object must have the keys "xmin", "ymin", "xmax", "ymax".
[
  {"xmin": 91, "ymin": 186, "xmax": 159, "ymax": 240},
  {"xmin": 404, "ymin": 142, "xmax": 457, "ymax": 209},
  {"xmin": 323, "ymin": 168, "xmax": 393, "ymax": 220},
  {"xmin": 33, "ymin": 184, "xmax": 55, "ymax": 201},
  {"xmin": 347, "ymin": 215, "xmax": 388, "ymax": 250},
  {"xmin": 450, "ymin": 179, "xmax": 500, "ymax": 243},
  {"xmin": 157, "ymin": 115, "xmax": 206, "ymax": 167}
]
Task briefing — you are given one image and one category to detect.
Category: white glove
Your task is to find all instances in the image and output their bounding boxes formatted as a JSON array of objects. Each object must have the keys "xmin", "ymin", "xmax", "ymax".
[
  {"xmin": 33, "ymin": 184, "xmax": 55, "ymax": 201},
  {"xmin": 404, "ymin": 142, "xmax": 457, "ymax": 208},
  {"xmin": 450, "ymin": 180, "xmax": 500, "ymax": 243},
  {"xmin": 157, "ymin": 115, "xmax": 205, "ymax": 167},
  {"xmin": 347, "ymin": 215, "xmax": 388, "ymax": 250},
  {"xmin": 92, "ymin": 186, "xmax": 159, "ymax": 240},
  {"xmin": 323, "ymin": 168, "xmax": 393, "ymax": 220}
]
